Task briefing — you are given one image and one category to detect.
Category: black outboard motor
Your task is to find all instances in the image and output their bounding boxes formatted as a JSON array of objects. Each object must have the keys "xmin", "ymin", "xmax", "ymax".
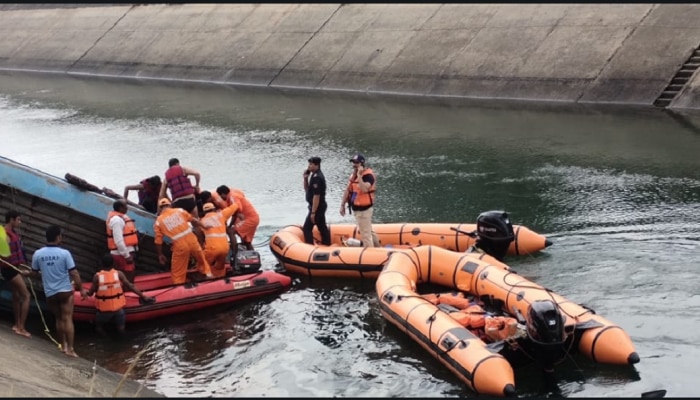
[
  {"xmin": 475, "ymin": 211, "xmax": 515, "ymax": 262},
  {"xmin": 229, "ymin": 244, "xmax": 262, "ymax": 276},
  {"xmin": 526, "ymin": 299, "xmax": 567, "ymax": 369}
]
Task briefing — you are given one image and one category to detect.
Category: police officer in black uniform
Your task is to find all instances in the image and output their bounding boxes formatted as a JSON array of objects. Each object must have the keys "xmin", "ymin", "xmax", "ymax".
[{"xmin": 302, "ymin": 156, "xmax": 331, "ymax": 245}]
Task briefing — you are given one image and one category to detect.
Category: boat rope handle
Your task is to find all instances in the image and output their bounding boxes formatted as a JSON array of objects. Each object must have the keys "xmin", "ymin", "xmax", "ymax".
[
  {"xmin": 498, "ymin": 271, "xmax": 587, "ymax": 322},
  {"xmin": 0, "ymin": 258, "xmax": 62, "ymax": 349}
]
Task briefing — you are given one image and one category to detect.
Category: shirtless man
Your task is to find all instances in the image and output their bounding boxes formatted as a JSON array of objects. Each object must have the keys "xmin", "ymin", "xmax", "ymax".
[{"xmin": 23, "ymin": 225, "xmax": 87, "ymax": 358}]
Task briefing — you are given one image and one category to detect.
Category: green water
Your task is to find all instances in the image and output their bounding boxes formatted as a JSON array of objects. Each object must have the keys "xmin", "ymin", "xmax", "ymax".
[{"xmin": 1, "ymin": 71, "xmax": 699, "ymax": 397}]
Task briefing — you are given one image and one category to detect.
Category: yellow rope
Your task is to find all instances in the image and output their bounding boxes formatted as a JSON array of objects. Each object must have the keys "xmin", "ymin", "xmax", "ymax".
[{"xmin": 0, "ymin": 258, "xmax": 61, "ymax": 349}]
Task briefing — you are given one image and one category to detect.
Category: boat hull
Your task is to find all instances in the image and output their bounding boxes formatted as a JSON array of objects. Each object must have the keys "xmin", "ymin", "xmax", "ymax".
[
  {"xmin": 0, "ymin": 156, "xmax": 164, "ymax": 282},
  {"xmin": 73, "ymin": 270, "xmax": 292, "ymax": 323},
  {"xmin": 270, "ymin": 223, "xmax": 550, "ymax": 278}
]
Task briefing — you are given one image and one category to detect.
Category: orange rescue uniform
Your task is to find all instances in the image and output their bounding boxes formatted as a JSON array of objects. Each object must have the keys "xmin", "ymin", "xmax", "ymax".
[
  {"xmin": 154, "ymin": 207, "xmax": 211, "ymax": 284},
  {"xmin": 200, "ymin": 202, "xmax": 240, "ymax": 278},
  {"xmin": 212, "ymin": 187, "xmax": 260, "ymax": 243}
]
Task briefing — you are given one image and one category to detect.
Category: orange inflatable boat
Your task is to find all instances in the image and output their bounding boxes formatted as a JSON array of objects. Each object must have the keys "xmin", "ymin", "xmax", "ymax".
[
  {"xmin": 375, "ymin": 245, "xmax": 639, "ymax": 396},
  {"xmin": 270, "ymin": 217, "xmax": 551, "ymax": 279}
]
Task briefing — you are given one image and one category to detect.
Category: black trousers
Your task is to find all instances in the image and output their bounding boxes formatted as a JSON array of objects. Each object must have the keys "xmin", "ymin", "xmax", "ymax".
[{"xmin": 303, "ymin": 202, "xmax": 330, "ymax": 245}]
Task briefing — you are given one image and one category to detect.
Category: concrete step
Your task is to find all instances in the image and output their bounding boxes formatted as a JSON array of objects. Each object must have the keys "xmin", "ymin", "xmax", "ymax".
[
  {"xmin": 671, "ymin": 77, "xmax": 689, "ymax": 85},
  {"xmin": 658, "ymin": 92, "xmax": 678, "ymax": 99},
  {"xmin": 653, "ymin": 44, "xmax": 700, "ymax": 108}
]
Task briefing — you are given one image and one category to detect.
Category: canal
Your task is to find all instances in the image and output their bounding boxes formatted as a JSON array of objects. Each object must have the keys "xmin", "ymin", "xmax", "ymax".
[{"xmin": 1, "ymin": 71, "xmax": 699, "ymax": 397}]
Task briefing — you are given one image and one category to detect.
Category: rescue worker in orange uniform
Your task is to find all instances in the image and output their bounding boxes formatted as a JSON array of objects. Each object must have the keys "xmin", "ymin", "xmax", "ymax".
[
  {"xmin": 106, "ymin": 199, "xmax": 139, "ymax": 283},
  {"xmin": 200, "ymin": 201, "xmax": 239, "ymax": 278},
  {"xmin": 212, "ymin": 185, "xmax": 260, "ymax": 261},
  {"xmin": 83, "ymin": 254, "xmax": 154, "ymax": 337},
  {"xmin": 153, "ymin": 198, "xmax": 213, "ymax": 285}
]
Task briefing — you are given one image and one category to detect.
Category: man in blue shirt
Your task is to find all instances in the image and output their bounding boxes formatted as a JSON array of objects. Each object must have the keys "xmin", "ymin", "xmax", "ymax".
[{"xmin": 23, "ymin": 225, "xmax": 87, "ymax": 358}]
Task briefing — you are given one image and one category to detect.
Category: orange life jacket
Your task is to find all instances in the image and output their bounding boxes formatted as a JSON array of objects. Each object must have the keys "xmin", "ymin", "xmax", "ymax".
[
  {"xmin": 348, "ymin": 168, "xmax": 376, "ymax": 208},
  {"xmin": 94, "ymin": 269, "xmax": 126, "ymax": 312},
  {"xmin": 484, "ymin": 316, "xmax": 519, "ymax": 342},
  {"xmin": 437, "ymin": 292, "xmax": 472, "ymax": 309},
  {"xmin": 106, "ymin": 211, "xmax": 139, "ymax": 250}
]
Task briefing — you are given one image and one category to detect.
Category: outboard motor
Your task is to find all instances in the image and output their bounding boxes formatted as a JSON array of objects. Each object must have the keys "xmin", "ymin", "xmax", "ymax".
[
  {"xmin": 475, "ymin": 211, "xmax": 515, "ymax": 261},
  {"xmin": 230, "ymin": 244, "xmax": 262, "ymax": 275},
  {"xmin": 525, "ymin": 299, "xmax": 567, "ymax": 369}
]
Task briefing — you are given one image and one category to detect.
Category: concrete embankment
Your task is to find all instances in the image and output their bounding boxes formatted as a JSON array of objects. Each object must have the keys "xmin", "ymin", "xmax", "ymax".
[
  {"xmin": 1, "ymin": 3, "xmax": 700, "ymax": 111},
  {"xmin": 0, "ymin": 317, "xmax": 163, "ymax": 397}
]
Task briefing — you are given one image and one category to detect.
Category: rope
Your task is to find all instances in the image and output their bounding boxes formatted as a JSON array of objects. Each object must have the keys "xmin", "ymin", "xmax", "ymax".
[
  {"xmin": 498, "ymin": 270, "xmax": 590, "ymax": 322},
  {"xmin": 252, "ymin": 237, "xmax": 270, "ymax": 248},
  {"xmin": 0, "ymin": 258, "xmax": 61, "ymax": 349}
]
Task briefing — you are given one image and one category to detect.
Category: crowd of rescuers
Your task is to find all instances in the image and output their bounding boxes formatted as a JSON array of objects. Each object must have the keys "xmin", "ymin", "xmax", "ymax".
[{"xmin": 120, "ymin": 157, "xmax": 260, "ymax": 285}]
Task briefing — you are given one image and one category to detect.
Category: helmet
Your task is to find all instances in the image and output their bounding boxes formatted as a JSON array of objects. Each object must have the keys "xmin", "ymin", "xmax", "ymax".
[
  {"xmin": 474, "ymin": 210, "xmax": 515, "ymax": 261},
  {"xmin": 158, "ymin": 198, "xmax": 171, "ymax": 206},
  {"xmin": 202, "ymin": 202, "xmax": 216, "ymax": 212}
]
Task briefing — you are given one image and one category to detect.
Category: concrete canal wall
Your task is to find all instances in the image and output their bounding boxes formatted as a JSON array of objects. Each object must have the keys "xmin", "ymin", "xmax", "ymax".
[{"xmin": 1, "ymin": 3, "xmax": 700, "ymax": 111}]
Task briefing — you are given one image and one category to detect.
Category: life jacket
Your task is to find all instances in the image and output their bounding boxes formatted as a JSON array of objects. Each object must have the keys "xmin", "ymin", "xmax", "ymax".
[
  {"xmin": 2, "ymin": 228, "xmax": 26, "ymax": 266},
  {"xmin": 484, "ymin": 316, "xmax": 519, "ymax": 342},
  {"xmin": 106, "ymin": 211, "xmax": 139, "ymax": 250},
  {"xmin": 348, "ymin": 168, "xmax": 376, "ymax": 208},
  {"xmin": 138, "ymin": 177, "xmax": 161, "ymax": 204},
  {"xmin": 94, "ymin": 269, "xmax": 126, "ymax": 312},
  {"xmin": 153, "ymin": 207, "xmax": 194, "ymax": 245},
  {"xmin": 457, "ymin": 304, "xmax": 487, "ymax": 329},
  {"xmin": 436, "ymin": 292, "xmax": 472, "ymax": 309},
  {"xmin": 165, "ymin": 165, "xmax": 194, "ymax": 200}
]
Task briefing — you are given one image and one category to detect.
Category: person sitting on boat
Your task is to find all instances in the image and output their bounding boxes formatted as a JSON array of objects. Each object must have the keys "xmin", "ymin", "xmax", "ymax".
[
  {"xmin": 82, "ymin": 254, "xmax": 154, "ymax": 337},
  {"xmin": 158, "ymin": 157, "xmax": 201, "ymax": 218},
  {"xmin": 106, "ymin": 199, "xmax": 139, "ymax": 283},
  {"xmin": 200, "ymin": 202, "xmax": 239, "ymax": 278},
  {"xmin": 153, "ymin": 197, "xmax": 213, "ymax": 285},
  {"xmin": 123, "ymin": 175, "xmax": 162, "ymax": 213},
  {"xmin": 212, "ymin": 185, "xmax": 260, "ymax": 261}
]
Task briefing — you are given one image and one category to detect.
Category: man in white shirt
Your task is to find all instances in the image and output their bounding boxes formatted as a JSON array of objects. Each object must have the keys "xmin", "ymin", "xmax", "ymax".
[{"xmin": 106, "ymin": 200, "xmax": 139, "ymax": 283}]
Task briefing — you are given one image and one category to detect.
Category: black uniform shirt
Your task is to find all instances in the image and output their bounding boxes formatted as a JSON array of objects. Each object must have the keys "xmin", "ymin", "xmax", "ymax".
[{"xmin": 306, "ymin": 170, "xmax": 327, "ymax": 205}]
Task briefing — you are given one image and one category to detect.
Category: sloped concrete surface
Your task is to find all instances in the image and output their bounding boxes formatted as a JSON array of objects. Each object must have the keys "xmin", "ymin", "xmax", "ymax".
[{"xmin": 1, "ymin": 3, "xmax": 700, "ymax": 110}]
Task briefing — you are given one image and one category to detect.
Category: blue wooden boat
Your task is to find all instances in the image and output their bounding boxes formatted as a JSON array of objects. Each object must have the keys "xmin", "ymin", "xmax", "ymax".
[{"xmin": 0, "ymin": 154, "xmax": 163, "ymax": 280}]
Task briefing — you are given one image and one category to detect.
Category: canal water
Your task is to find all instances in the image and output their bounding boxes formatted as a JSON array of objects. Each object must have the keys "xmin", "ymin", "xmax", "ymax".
[{"xmin": 0, "ymin": 71, "xmax": 699, "ymax": 397}]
